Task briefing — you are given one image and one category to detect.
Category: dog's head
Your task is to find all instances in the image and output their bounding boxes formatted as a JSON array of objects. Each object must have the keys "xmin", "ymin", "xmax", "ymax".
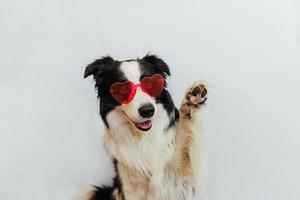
[{"xmin": 84, "ymin": 54, "xmax": 178, "ymax": 134}]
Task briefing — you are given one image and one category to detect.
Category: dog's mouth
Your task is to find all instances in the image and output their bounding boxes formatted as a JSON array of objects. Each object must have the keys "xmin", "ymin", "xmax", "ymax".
[
  {"xmin": 119, "ymin": 110, "xmax": 153, "ymax": 132},
  {"xmin": 135, "ymin": 120, "xmax": 152, "ymax": 131}
]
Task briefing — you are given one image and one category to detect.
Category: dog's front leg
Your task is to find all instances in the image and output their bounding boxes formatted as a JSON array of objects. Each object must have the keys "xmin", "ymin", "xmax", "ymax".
[
  {"xmin": 175, "ymin": 82, "xmax": 207, "ymax": 195},
  {"xmin": 117, "ymin": 163, "xmax": 147, "ymax": 200}
]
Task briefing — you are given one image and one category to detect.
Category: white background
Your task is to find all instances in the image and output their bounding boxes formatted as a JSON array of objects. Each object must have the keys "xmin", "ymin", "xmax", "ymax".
[{"xmin": 1, "ymin": 0, "xmax": 300, "ymax": 200}]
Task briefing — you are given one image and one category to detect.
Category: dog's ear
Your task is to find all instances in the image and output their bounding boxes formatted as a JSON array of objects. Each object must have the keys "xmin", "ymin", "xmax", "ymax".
[
  {"xmin": 84, "ymin": 56, "xmax": 114, "ymax": 79},
  {"xmin": 141, "ymin": 54, "xmax": 171, "ymax": 77}
]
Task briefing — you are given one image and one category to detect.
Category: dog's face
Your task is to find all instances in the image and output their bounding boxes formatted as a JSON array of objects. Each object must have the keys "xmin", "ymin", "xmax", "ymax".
[{"xmin": 84, "ymin": 55, "xmax": 178, "ymax": 134}]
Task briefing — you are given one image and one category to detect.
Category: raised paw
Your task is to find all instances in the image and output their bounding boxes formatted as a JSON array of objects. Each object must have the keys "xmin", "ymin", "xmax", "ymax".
[
  {"xmin": 180, "ymin": 82, "xmax": 207, "ymax": 119},
  {"xmin": 185, "ymin": 82, "xmax": 207, "ymax": 106}
]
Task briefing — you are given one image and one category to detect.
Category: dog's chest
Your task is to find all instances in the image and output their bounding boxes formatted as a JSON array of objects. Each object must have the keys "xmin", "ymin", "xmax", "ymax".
[
  {"xmin": 118, "ymin": 164, "xmax": 194, "ymax": 200},
  {"xmin": 113, "ymin": 129, "xmax": 194, "ymax": 200},
  {"xmin": 105, "ymin": 124, "xmax": 176, "ymax": 172}
]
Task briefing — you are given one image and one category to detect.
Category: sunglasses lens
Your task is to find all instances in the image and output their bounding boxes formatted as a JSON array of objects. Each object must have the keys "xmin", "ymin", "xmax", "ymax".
[
  {"xmin": 110, "ymin": 81, "xmax": 133, "ymax": 104},
  {"xmin": 141, "ymin": 74, "xmax": 164, "ymax": 97},
  {"xmin": 110, "ymin": 74, "xmax": 164, "ymax": 104}
]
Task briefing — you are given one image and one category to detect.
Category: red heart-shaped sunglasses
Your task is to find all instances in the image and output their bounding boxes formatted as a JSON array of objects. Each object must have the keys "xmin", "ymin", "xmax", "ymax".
[{"xmin": 110, "ymin": 74, "xmax": 164, "ymax": 104}]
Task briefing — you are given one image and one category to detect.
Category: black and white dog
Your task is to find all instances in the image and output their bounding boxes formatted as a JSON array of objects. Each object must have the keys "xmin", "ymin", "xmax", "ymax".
[{"xmin": 82, "ymin": 54, "xmax": 207, "ymax": 200}]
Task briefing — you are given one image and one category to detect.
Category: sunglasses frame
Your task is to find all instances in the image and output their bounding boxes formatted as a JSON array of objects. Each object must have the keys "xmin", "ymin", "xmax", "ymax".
[{"xmin": 110, "ymin": 74, "xmax": 164, "ymax": 104}]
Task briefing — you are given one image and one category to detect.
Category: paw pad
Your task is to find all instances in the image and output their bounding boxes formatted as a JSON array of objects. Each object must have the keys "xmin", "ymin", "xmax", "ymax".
[{"xmin": 186, "ymin": 82, "xmax": 207, "ymax": 106}]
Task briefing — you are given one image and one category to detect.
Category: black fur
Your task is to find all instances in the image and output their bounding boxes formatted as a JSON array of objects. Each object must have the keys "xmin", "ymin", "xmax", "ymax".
[
  {"xmin": 90, "ymin": 186, "xmax": 113, "ymax": 200},
  {"xmin": 139, "ymin": 54, "xmax": 171, "ymax": 77},
  {"xmin": 89, "ymin": 160, "xmax": 124, "ymax": 200},
  {"xmin": 84, "ymin": 56, "xmax": 124, "ymax": 126},
  {"xmin": 84, "ymin": 54, "xmax": 179, "ymax": 200},
  {"xmin": 111, "ymin": 160, "xmax": 125, "ymax": 200}
]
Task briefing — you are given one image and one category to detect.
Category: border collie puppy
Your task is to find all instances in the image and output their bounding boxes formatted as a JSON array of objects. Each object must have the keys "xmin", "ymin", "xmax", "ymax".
[{"xmin": 82, "ymin": 54, "xmax": 207, "ymax": 200}]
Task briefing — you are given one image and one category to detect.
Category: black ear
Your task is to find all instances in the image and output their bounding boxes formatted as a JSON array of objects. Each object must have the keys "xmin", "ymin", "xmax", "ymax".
[
  {"xmin": 84, "ymin": 56, "xmax": 114, "ymax": 78},
  {"xmin": 141, "ymin": 54, "xmax": 171, "ymax": 76}
]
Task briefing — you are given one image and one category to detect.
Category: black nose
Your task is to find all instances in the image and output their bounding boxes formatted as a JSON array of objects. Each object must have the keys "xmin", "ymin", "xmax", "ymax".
[{"xmin": 138, "ymin": 104, "xmax": 155, "ymax": 118}]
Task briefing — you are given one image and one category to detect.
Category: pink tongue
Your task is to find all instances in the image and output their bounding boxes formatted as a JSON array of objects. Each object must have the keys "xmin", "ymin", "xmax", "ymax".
[{"xmin": 137, "ymin": 120, "xmax": 152, "ymax": 129}]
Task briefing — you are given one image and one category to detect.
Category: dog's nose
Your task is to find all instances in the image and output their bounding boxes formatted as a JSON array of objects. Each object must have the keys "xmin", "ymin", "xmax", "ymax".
[{"xmin": 138, "ymin": 104, "xmax": 155, "ymax": 118}]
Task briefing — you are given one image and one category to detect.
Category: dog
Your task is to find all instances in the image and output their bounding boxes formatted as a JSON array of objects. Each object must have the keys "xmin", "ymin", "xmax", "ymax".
[{"xmin": 82, "ymin": 54, "xmax": 207, "ymax": 200}]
